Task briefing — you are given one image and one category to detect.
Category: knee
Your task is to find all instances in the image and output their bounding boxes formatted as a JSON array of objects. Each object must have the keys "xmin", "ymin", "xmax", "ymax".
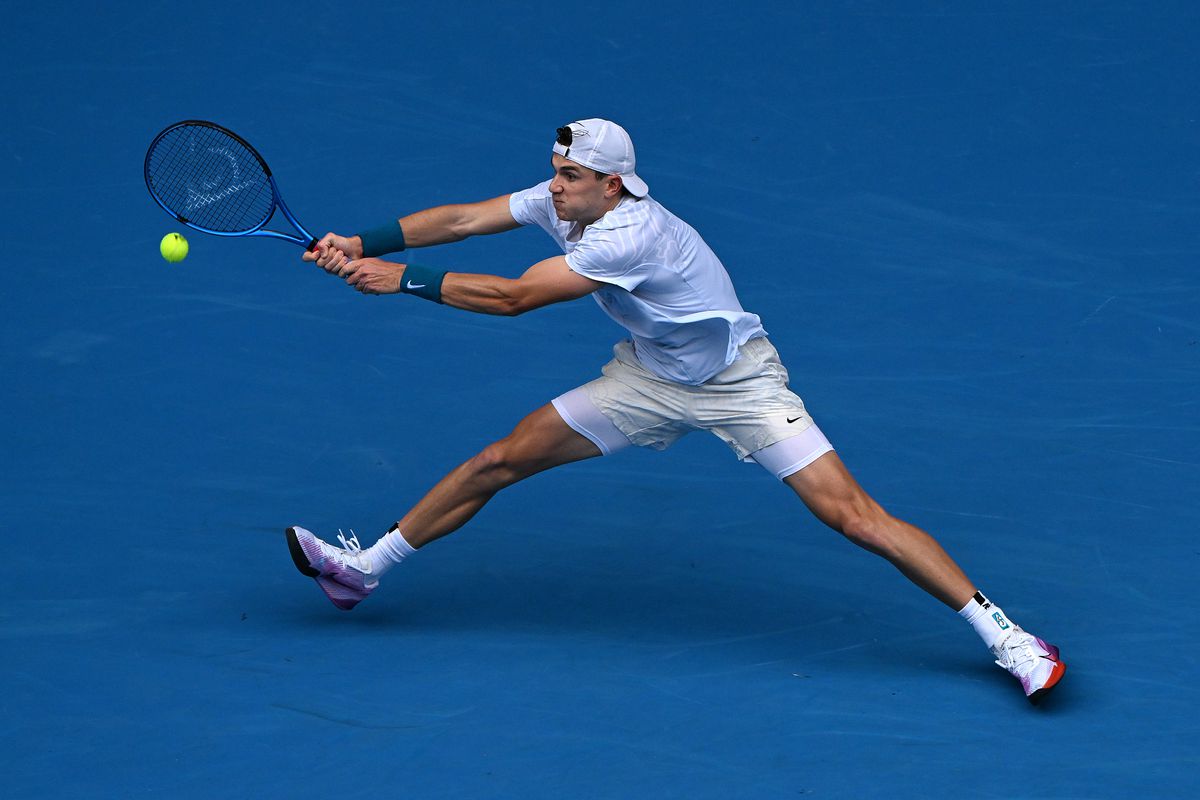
[
  {"xmin": 466, "ymin": 437, "xmax": 537, "ymax": 488},
  {"xmin": 838, "ymin": 508, "xmax": 899, "ymax": 559},
  {"xmin": 467, "ymin": 441, "xmax": 517, "ymax": 484}
]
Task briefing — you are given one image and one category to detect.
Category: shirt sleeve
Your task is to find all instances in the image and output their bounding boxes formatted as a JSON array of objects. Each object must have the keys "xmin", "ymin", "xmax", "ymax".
[
  {"xmin": 508, "ymin": 180, "xmax": 554, "ymax": 228},
  {"xmin": 564, "ymin": 224, "xmax": 651, "ymax": 291}
]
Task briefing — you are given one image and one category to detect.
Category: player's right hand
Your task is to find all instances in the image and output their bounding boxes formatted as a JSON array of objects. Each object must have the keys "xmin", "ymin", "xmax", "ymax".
[{"xmin": 304, "ymin": 232, "xmax": 363, "ymax": 276}]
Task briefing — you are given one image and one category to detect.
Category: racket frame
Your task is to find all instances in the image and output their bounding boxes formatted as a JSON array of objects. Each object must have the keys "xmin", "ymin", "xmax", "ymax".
[{"xmin": 144, "ymin": 120, "xmax": 318, "ymax": 250}]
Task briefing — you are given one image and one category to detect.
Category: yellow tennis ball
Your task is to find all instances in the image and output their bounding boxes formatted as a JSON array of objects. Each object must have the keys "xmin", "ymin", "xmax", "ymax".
[{"xmin": 160, "ymin": 232, "xmax": 189, "ymax": 263}]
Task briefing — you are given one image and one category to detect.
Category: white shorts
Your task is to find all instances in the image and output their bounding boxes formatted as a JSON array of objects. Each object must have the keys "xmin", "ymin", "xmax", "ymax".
[{"xmin": 551, "ymin": 338, "xmax": 834, "ymax": 480}]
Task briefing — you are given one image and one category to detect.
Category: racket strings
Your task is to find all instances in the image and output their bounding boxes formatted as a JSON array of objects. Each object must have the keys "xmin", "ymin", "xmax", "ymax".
[{"xmin": 147, "ymin": 125, "xmax": 275, "ymax": 233}]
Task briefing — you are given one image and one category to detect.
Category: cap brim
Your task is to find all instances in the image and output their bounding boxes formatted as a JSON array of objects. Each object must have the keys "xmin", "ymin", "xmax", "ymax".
[{"xmin": 621, "ymin": 172, "xmax": 649, "ymax": 197}]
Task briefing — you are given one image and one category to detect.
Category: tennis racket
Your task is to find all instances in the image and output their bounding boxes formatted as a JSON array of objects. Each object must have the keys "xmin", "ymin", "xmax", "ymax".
[{"xmin": 144, "ymin": 120, "xmax": 319, "ymax": 251}]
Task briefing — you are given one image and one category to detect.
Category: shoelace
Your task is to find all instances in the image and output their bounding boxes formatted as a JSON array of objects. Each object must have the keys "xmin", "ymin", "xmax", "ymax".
[
  {"xmin": 336, "ymin": 529, "xmax": 362, "ymax": 554},
  {"xmin": 994, "ymin": 631, "xmax": 1038, "ymax": 676},
  {"xmin": 331, "ymin": 529, "xmax": 372, "ymax": 574},
  {"xmin": 338, "ymin": 528, "xmax": 384, "ymax": 588}
]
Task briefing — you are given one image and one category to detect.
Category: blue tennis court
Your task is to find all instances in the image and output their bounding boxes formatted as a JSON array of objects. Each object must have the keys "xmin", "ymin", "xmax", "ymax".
[{"xmin": 4, "ymin": 2, "xmax": 1198, "ymax": 797}]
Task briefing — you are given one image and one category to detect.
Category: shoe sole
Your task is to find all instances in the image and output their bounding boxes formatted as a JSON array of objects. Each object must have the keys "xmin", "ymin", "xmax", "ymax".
[
  {"xmin": 1029, "ymin": 659, "xmax": 1067, "ymax": 706},
  {"xmin": 285, "ymin": 527, "xmax": 320, "ymax": 577},
  {"xmin": 314, "ymin": 576, "xmax": 366, "ymax": 611}
]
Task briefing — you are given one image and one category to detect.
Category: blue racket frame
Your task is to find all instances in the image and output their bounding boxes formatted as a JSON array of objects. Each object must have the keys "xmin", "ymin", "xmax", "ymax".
[{"xmin": 144, "ymin": 120, "xmax": 318, "ymax": 250}]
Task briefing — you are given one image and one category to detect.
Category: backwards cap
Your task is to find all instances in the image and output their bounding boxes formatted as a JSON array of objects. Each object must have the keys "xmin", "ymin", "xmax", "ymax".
[{"xmin": 552, "ymin": 119, "xmax": 648, "ymax": 198}]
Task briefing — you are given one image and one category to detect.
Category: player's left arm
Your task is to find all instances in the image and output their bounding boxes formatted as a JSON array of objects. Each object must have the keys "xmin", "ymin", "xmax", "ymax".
[{"xmin": 342, "ymin": 255, "xmax": 602, "ymax": 315}]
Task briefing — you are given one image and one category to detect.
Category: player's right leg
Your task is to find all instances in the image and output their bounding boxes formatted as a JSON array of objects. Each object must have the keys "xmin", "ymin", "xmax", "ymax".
[
  {"xmin": 394, "ymin": 401, "xmax": 607, "ymax": 548},
  {"xmin": 286, "ymin": 400, "xmax": 615, "ymax": 610}
]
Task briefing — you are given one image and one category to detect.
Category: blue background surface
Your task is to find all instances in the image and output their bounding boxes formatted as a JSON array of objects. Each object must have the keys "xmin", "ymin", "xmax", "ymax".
[{"xmin": 3, "ymin": 2, "xmax": 1198, "ymax": 797}]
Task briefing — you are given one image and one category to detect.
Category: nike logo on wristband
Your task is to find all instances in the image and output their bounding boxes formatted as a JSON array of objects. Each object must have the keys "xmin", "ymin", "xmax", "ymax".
[{"xmin": 405, "ymin": 280, "xmax": 427, "ymax": 290}]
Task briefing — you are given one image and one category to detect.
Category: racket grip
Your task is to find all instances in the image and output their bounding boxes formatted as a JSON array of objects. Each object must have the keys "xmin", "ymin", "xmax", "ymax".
[{"xmin": 306, "ymin": 238, "xmax": 319, "ymax": 252}]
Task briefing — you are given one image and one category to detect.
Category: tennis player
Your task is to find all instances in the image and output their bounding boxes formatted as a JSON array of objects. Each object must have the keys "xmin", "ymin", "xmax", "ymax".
[{"xmin": 286, "ymin": 119, "xmax": 1065, "ymax": 705}]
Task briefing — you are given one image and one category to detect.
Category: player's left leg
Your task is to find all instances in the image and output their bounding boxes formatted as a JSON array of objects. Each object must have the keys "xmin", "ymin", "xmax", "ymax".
[
  {"xmin": 781, "ymin": 450, "xmax": 974, "ymax": 609},
  {"xmin": 779, "ymin": 449, "xmax": 1066, "ymax": 704}
]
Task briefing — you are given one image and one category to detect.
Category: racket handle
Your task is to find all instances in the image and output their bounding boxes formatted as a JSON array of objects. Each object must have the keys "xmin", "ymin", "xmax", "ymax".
[{"xmin": 306, "ymin": 237, "xmax": 319, "ymax": 252}]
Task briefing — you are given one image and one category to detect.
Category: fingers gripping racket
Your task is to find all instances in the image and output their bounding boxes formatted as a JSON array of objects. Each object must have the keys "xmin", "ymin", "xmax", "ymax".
[{"xmin": 144, "ymin": 120, "xmax": 319, "ymax": 251}]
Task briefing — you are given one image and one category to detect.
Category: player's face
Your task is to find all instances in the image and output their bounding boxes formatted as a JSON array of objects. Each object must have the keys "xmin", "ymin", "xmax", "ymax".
[{"xmin": 549, "ymin": 154, "xmax": 620, "ymax": 224}]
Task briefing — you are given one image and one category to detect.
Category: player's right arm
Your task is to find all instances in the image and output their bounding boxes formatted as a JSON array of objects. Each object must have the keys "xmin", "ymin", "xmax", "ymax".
[
  {"xmin": 396, "ymin": 194, "xmax": 521, "ymax": 246},
  {"xmin": 302, "ymin": 195, "xmax": 519, "ymax": 269}
]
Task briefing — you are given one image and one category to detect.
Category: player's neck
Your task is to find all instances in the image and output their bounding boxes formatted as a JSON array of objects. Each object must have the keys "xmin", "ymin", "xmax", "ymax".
[{"xmin": 578, "ymin": 194, "xmax": 626, "ymax": 228}]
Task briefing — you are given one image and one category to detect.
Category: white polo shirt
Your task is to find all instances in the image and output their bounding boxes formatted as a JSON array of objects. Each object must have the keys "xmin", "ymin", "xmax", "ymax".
[{"xmin": 509, "ymin": 180, "xmax": 766, "ymax": 385}]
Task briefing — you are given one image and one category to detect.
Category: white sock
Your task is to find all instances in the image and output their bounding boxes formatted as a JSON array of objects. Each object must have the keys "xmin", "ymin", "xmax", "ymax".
[
  {"xmin": 959, "ymin": 591, "xmax": 1017, "ymax": 649},
  {"xmin": 365, "ymin": 525, "xmax": 416, "ymax": 577}
]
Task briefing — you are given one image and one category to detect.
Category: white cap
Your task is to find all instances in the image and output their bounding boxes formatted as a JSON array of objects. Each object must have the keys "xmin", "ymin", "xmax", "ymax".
[{"xmin": 552, "ymin": 118, "xmax": 649, "ymax": 197}]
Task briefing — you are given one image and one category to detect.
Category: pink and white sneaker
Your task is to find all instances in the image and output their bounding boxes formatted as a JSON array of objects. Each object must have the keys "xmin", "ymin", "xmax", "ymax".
[
  {"xmin": 991, "ymin": 628, "xmax": 1067, "ymax": 705},
  {"xmin": 286, "ymin": 526, "xmax": 377, "ymax": 611}
]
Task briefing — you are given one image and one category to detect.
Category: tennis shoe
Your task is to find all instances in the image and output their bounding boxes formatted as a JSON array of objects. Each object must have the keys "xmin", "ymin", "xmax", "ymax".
[
  {"xmin": 286, "ymin": 526, "xmax": 377, "ymax": 611},
  {"xmin": 991, "ymin": 627, "xmax": 1066, "ymax": 705}
]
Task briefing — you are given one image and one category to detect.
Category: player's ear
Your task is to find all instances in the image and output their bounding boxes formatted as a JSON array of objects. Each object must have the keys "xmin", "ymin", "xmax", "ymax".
[{"xmin": 606, "ymin": 175, "xmax": 624, "ymax": 198}]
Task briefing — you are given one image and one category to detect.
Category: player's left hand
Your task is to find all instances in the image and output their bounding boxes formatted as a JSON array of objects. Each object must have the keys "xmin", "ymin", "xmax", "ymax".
[{"xmin": 342, "ymin": 258, "xmax": 404, "ymax": 295}]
